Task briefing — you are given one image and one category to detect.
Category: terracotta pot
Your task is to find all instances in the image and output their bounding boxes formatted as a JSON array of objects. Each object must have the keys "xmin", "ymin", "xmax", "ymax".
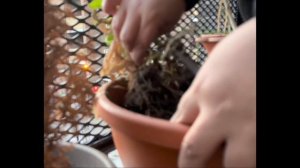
[
  {"xmin": 196, "ymin": 34, "xmax": 226, "ymax": 54},
  {"xmin": 94, "ymin": 79, "xmax": 223, "ymax": 167}
]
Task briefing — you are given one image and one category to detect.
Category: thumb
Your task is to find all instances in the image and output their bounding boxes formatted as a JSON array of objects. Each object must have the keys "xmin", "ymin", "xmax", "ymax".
[{"xmin": 170, "ymin": 89, "xmax": 199, "ymax": 125}]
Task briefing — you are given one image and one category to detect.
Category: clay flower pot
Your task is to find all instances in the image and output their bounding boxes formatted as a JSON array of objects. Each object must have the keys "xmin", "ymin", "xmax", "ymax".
[
  {"xmin": 94, "ymin": 79, "xmax": 223, "ymax": 167},
  {"xmin": 196, "ymin": 34, "xmax": 226, "ymax": 54}
]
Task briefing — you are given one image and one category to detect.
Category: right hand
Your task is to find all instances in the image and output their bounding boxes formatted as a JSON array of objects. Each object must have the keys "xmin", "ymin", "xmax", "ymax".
[
  {"xmin": 103, "ymin": 0, "xmax": 186, "ymax": 64},
  {"xmin": 171, "ymin": 18, "xmax": 256, "ymax": 168}
]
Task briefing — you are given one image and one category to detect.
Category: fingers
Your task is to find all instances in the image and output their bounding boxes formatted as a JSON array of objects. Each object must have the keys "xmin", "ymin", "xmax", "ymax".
[
  {"xmin": 107, "ymin": 0, "xmax": 181, "ymax": 65},
  {"xmin": 111, "ymin": 7, "xmax": 126, "ymax": 41},
  {"xmin": 130, "ymin": 27, "xmax": 157, "ymax": 64},
  {"xmin": 119, "ymin": 9, "xmax": 141, "ymax": 52},
  {"xmin": 178, "ymin": 109, "xmax": 225, "ymax": 167},
  {"xmin": 170, "ymin": 90, "xmax": 199, "ymax": 125},
  {"xmin": 224, "ymin": 127, "xmax": 256, "ymax": 168},
  {"xmin": 103, "ymin": 0, "xmax": 122, "ymax": 15},
  {"xmin": 130, "ymin": 18, "xmax": 159, "ymax": 64}
]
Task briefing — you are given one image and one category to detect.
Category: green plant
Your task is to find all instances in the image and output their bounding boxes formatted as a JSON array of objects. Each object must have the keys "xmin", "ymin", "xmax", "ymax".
[
  {"xmin": 89, "ymin": 0, "xmax": 114, "ymax": 46},
  {"xmin": 88, "ymin": 0, "xmax": 103, "ymax": 10}
]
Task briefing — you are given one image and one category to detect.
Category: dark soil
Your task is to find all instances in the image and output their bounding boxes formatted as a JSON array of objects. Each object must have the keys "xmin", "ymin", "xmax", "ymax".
[{"xmin": 123, "ymin": 42, "xmax": 199, "ymax": 120}]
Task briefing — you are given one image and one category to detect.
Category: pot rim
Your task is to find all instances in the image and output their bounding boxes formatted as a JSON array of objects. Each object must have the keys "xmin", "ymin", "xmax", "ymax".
[{"xmin": 195, "ymin": 34, "xmax": 226, "ymax": 43}]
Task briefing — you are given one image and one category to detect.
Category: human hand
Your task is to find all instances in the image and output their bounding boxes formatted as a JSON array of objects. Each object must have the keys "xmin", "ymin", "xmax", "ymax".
[
  {"xmin": 103, "ymin": 0, "xmax": 186, "ymax": 64},
  {"xmin": 171, "ymin": 18, "xmax": 256, "ymax": 167}
]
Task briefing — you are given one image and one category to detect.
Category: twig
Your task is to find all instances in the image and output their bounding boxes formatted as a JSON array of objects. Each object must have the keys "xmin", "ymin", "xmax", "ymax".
[
  {"xmin": 217, "ymin": 0, "xmax": 223, "ymax": 32},
  {"xmin": 161, "ymin": 31, "xmax": 189, "ymax": 60},
  {"xmin": 217, "ymin": 0, "xmax": 236, "ymax": 33},
  {"xmin": 223, "ymin": 0, "xmax": 236, "ymax": 30}
]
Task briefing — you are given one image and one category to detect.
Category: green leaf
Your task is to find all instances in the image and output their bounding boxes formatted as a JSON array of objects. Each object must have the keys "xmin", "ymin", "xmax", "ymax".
[
  {"xmin": 105, "ymin": 33, "xmax": 114, "ymax": 46},
  {"xmin": 88, "ymin": 0, "xmax": 103, "ymax": 10}
]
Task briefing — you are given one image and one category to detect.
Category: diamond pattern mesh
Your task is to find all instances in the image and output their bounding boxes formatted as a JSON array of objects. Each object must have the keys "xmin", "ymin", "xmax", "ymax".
[{"xmin": 45, "ymin": 0, "xmax": 239, "ymax": 147}]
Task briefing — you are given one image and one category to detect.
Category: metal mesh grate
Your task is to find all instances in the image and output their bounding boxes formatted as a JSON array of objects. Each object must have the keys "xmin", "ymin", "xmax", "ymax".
[
  {"xmin": 46, "ymin": 0, "xmax": 239, "ymax": 147},
  {"xmin": 154, "ymin": 0, "xmax": 239, "ymax": 65}
]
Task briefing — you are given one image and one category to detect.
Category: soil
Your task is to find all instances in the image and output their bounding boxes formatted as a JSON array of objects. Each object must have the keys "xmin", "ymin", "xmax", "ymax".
[{"xmin": 122, "ymin": 42, "xmax": 199, "ymax": 119}]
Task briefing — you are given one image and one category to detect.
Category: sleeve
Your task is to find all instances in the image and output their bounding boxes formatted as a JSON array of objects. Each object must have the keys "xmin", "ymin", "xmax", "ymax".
[
  {"xmin": 238, "ymin": 0, "xmax": 256, "ymax": 22},
  {"xmin": 185, "ymin": 0, "xmax": 200, "ymax": 11}
]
